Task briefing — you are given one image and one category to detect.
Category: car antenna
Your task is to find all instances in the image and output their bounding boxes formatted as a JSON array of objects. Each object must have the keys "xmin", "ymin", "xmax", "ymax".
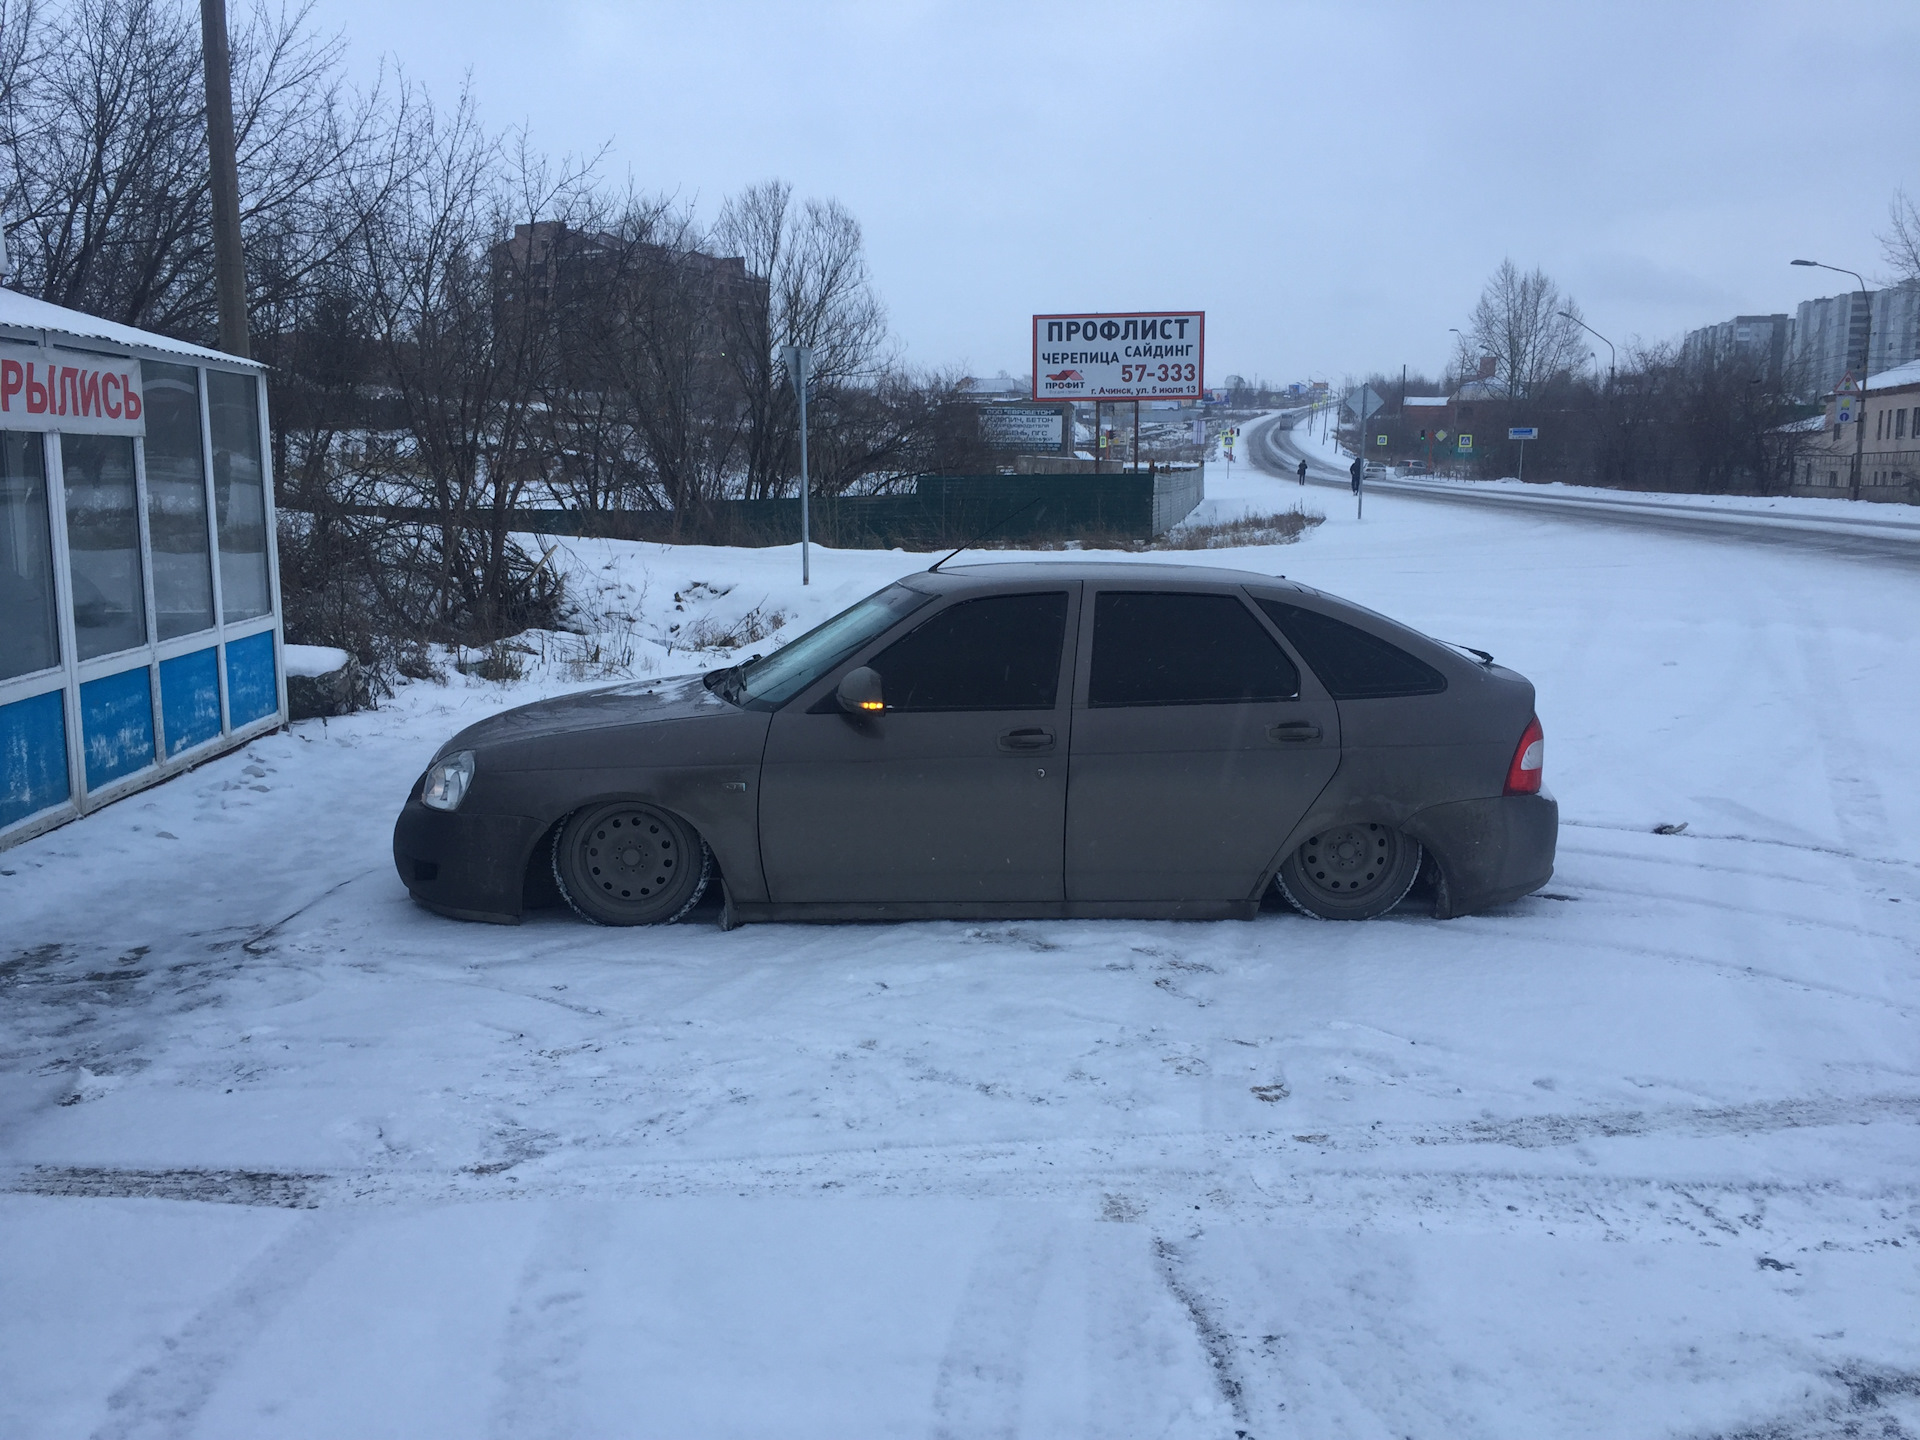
[{"xmin": 927, "ymin": 497, "xmax": 1044, "ymax": 573}]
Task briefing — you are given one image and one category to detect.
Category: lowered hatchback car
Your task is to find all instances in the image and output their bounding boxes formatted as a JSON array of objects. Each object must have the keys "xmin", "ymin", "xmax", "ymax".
[{"xmin": 394, "ymin": 562, "xmax": 1555, "ymax": 927}]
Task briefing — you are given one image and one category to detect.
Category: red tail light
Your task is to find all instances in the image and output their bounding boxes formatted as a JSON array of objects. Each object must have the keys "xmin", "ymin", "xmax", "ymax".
[{"xmin": 1504, "ymin": 715, "xmax": 1544, "ymax": 795}]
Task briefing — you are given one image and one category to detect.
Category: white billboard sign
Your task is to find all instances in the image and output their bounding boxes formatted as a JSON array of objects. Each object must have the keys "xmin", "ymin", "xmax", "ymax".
[
  {"xmin": 1032, "ymin": 312, "xmax": 1204, "ymax": 401},
  {"xmin": 0, "ymin": 342, "xmax": 145, "ymax": 435},
  {"xmin": 980, "ymin": 405, "xmax": 1067, "ymax": 451}
]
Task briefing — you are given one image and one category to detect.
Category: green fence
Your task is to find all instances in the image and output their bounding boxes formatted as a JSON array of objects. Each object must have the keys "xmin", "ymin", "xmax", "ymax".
[{"xmin": 346, "ymin": 470, "xmax": 1204, "ymax": 550}]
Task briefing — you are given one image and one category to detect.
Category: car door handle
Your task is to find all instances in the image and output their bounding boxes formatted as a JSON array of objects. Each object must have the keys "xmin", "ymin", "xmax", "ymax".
[
  {"xmin": 1268, "ymin": 721, "xmax": 1323, "ymax": 742},
  {"xmin": 998, "ymin": 727, "xmax": 1056, "ymax": 753}
]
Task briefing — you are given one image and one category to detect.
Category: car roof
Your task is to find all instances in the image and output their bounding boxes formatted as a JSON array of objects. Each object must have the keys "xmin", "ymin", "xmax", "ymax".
[{"xmin": 913, "ymin": 559, "xmax": 1304, "ymax": 590}]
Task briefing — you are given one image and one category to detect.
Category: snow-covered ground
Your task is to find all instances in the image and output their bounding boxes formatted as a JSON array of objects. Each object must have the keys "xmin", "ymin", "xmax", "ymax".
[{"xmin": 5, "ymin": 470, "xmax": 1920, "ymax": 1439}]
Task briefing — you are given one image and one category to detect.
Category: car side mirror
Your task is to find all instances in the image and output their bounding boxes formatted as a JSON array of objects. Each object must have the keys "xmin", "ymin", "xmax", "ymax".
[{"xmin": 835, "ymin": 666, "xmax": 884, "ymax": 716}]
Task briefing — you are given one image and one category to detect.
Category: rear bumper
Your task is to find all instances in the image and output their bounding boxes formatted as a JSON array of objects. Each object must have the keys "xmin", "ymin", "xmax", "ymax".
[
  {"xmin": 1403, "ymin": 792, "xmax": 1558, "ymax": 918},
  {"xmin": 392, "ymin": 799, "xmax": 548, "ymax": 924}
]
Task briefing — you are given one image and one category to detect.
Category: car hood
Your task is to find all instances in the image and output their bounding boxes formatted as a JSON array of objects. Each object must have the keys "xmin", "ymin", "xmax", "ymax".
[{"xmin": 435, "ymin": 672, "xmax": 728, "ymax": 759}]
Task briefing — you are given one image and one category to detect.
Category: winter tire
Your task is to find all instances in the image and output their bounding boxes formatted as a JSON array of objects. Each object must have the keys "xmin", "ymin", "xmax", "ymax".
[
  {"xmin": 1275, "ymin": 823, "xmax": 1423, "ymax": 921},
  {"xmin": 552, "ymin": 802, "xmax": 710, "ymax": 926}
]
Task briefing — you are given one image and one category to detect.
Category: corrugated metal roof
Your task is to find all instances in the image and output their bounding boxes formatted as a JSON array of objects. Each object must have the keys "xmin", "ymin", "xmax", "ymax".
[{"xmin": 0, "ymin": 288, "xmax": 263, "ymax": 368}]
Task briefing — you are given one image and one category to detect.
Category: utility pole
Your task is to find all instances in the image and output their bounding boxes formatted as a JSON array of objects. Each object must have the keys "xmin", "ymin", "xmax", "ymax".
[
  {"xmin": 780, "ymin": 345, "xmax": 813, "ymax": 583},
  {"xmin": 1792, "ymin": 259, "xmax": 1870, "ymax": 501},
  {"xmin": 200, "ymin": 0, "xmax": 249, "ymax": 357}
]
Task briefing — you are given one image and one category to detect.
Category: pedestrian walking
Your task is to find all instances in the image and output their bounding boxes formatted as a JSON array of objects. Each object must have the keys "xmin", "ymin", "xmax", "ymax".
[
  {"xmin": 1349, "ymin": 456, "xmax": 1363, "ymax": 495},
  {"xmin": 1297, "ymin": 458, "xmax": 1308, "ymax": 486}
]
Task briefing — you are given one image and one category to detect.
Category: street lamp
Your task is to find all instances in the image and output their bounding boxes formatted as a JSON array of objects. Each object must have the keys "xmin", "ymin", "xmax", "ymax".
[
  {"xmin": 1792, "ymin": 258, "xmax": 1870, "ymax": 501},
  {"xmin": 1557, "ymin": 311, "xmax": 1615, "ymax": 388}
]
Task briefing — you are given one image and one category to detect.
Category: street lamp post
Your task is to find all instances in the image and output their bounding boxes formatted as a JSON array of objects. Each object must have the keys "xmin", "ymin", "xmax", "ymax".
[
  {"xmin": 1792, "ymin": 258, "xmax": 1871, "ymax": 502},
  {"xmin": 1557, "ymin": 311, "xmax": 1614, "ymax": 389},
  {"xmin": 779, "ymin": 344, "xmax": 814, "ymax": 582}
]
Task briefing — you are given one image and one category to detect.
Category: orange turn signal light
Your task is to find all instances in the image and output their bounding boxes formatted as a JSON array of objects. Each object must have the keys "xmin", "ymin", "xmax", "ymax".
[{"xmin": 858, "ymin": 700, "xmax": 884, "ymax": 712}]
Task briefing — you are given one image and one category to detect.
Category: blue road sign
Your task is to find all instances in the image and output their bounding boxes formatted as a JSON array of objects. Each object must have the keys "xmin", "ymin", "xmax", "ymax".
[{"xmin": 1508, "ymin": 426, "xmax": 1539, "ymax": 440}]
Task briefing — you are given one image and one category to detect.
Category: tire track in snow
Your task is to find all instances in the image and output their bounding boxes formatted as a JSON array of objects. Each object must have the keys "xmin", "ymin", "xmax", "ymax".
[
  {"xmin": 88, "ymin": 1212, "xmax": 358, "ymax": 1440},
  {"xmin": 929, "ymin": 1207, "xmax": 1058, "ymax": 1440}
]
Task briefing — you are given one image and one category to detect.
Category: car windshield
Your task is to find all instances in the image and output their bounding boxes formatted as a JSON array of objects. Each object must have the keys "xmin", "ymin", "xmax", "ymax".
[{"xmin": 708, "ymin": 582, "xmax": 930, "ymax": 710}]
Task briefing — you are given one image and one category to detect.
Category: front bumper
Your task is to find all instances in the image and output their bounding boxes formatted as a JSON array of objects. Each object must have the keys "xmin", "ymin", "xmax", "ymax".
[
  {"xmin": 392, "ymin": 798, "xmax": 549, "ymax": 924},
  {"xmin": 1403, "ymin": 792, "xmax": 1558, "ymax": 918}
]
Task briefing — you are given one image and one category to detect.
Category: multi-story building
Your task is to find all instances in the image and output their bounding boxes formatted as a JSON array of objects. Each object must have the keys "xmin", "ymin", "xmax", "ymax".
[
  {"xmin": 1786, "ymin": 284, "xmax": 1920, "ymax": 400},
  {"xmin": 1679, "ymin": 313, "xmax": 1790, "ymax": 384}
]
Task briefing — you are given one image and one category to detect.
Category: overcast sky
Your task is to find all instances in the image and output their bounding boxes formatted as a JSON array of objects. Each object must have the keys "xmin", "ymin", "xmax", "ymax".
[{"xmin": 317, "ymin": 0, "xmax": 1918, "ymax": 387}]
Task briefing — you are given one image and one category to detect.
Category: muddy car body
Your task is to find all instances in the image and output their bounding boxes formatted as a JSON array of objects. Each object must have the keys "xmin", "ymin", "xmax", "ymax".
[{"xmin": 393, "ymin": 562, "xmax": 1556, "ymax": 926}]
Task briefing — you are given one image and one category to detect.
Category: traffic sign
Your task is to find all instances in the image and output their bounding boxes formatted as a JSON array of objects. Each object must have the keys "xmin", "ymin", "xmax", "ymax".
[
  {"xmin": 1458, "ymin": 434, "xmax": 1473, "ymax": 451},
  {"xmin": 1436, "ymin": 429, "xmax": 1448, "ymax": 441},
  {"xmin": 1346, "ymin": 384, "xmax": 1385, "ymax": 421},
  {"xmin": 1376, "ymin": 434, "xmax": 1388, "ymax": 446},
  {"xmin": 1508, "ymin": 426, "xmax": 1538, "ymax": 441}
]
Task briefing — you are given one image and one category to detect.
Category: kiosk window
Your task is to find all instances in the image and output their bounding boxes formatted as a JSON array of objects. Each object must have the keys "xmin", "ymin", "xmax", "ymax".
[
  {"xmin": 209, "ymin": 370, "xmax": 270, "ymax": 622},
  {"xmin": 63, "ymin": 434, "xmax": 147, "ymax": 660},
  {"xmin": 0, "ymin": 432, "xmax": 59, "ymax": 680},
  {"xmin": 143, "ymin": 362, "xmax": 215, "ymax": 639}
]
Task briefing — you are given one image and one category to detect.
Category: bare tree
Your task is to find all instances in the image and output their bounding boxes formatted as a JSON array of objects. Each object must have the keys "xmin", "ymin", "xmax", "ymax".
[
  {"xmin": 0, "ymin": 0, "xmax": 393, "ymax": 343},
  {"xmin": 712, "ymin": 180, "xmax": 889, "ymax": 500},
  {"xmin": 1457, "ymin": 259, "xmax": 1588, "ymax": 399},
  {"xmin": 1882, "ymin": 189, "xmax": 1920, "ymax": 287}
]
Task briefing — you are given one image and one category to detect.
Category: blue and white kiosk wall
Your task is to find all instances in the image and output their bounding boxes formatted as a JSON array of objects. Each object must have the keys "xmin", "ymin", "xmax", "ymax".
[{"xmin": 0, "ymin": 291, "xmax": 284, "ymax": 848}]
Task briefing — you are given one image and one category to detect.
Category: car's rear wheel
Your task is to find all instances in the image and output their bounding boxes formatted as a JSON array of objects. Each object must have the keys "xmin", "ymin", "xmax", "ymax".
[
  {"xmin": 1275, "ymin": 823, "xmax": 1422, "ymax": 921},
  {"xmin": 552, "ymin": 802, "xmax": 710, "ymax": 926}
]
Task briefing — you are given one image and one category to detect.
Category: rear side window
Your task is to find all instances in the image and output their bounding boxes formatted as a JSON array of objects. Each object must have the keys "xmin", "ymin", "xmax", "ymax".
[
  {"xmin": 1089, "ymin": 591, "xmax": 1300, "ymax": 707},
  {"xmin": 870, "ymin": 591, "xmax": 1068, "ymax": 711},
  {"xmin": 1256, "ymin": 599, "xmax": 1447, "ymax": 699}
]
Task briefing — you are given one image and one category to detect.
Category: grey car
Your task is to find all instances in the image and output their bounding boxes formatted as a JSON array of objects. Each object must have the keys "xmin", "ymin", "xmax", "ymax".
[{"xmin": 393, "ymin": 561, "xmax": 1555, "ymax": 927}]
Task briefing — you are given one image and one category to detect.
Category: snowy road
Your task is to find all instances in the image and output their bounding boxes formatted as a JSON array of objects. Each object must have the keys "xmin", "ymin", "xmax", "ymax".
[
  {"xmin": 4, "ymin": 482, "xmax": 1919, "ymax": 1438},
  {"xmin": 1253, "ymin": 408, "xmax": 1920, "ymax": 570}
]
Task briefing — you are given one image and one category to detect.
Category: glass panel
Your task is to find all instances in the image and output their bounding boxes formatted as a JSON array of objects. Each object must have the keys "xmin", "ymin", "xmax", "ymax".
[
  {"xmin": 0, "ymin": 431, "xmax": 60, "ymax": 681},
  {"xmin": 141, "ymin": 362, "xmax": 215, "ymax": 639},
  {"xmin": 208, "ymin": 370, "xmax": 270, "ymax": 622},
  {"xmin": 727, "ymin": 583, "xmax": 929, "ymax": 710},
  {"xmin": 62, "ymin": 434, "xmax": 147, "ymax": 660},
  {"xmin": 1256, "ymin": 600, "xmax": 1447, "ymax": 700},
  {"xmin": 869, "ymin": 593, "xmax": 1067, "ymax": 712},
  {"xmin": 1089, "ymin": 592, "xmax": 1299, "ymax": 707}
]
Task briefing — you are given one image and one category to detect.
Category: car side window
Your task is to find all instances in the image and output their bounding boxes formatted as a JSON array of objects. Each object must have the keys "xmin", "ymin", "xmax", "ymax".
[
  {"xmin": 869, "ymin": 591, "xmax": 1069, "ymax": 712},
  {"xmin": 1088, "ymin": 591, "xmax": 1299, "ymax": 707},
  {"xmin": 1255, "ymin": 599, "xmax": 1447, "ymax": 699}
]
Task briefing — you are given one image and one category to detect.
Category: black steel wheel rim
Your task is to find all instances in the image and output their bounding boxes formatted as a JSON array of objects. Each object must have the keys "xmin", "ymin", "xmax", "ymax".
[
  {"xmin": 578, "ymin": 807, "xmax": 677, "ymax": 905},
  {"xmin": 1294, "ymin": 823, "xmax": 1399, "ymax": 901}
]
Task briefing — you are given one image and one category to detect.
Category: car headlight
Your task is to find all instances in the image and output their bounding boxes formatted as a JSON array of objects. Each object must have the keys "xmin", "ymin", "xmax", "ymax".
[{"xmin": 420, "ymin": 750, "xmax": 475, "ymax": 811}]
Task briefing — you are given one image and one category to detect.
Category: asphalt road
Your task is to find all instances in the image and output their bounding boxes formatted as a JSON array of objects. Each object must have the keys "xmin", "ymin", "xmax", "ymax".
[{"xmin": 1249, "ymin": 409, "xmax": 1920, "ymax": 569}]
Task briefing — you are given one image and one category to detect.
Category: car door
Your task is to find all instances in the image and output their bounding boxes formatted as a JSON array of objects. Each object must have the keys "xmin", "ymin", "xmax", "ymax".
[
  {"xmin": 758, "ymin": 585, "xmax": 1079, "ymax": 904},
  {"xmin": 1065, "ymin": 586, "xmax": 1340, "ymax": 902}
]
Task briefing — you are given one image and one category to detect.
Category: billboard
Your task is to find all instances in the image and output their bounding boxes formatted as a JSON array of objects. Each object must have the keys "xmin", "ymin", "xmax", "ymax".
[
  {"xmin": 979, "ymin": 404, "xmax": 1070, "ymax": 452},
  {"xmin": 1032, "ymin": 312, "xmax": 1204, "ymax": 401}
]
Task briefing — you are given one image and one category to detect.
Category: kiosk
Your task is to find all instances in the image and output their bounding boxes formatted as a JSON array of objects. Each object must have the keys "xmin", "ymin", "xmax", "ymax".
[{"xmin": 0, "ymin": 290, "xmax": 283, "ymax": 848}]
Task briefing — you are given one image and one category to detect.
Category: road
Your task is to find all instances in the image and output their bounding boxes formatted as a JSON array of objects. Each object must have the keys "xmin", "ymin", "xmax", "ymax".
[{"xmin": 1250, "ymin": 407, "xmax": 1920, "ymax": 569}]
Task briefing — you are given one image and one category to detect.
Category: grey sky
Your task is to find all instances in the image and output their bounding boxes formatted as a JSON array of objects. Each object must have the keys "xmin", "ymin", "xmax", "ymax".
[{"xmin": 319, "ymin": 0, "xmax": 1919, "ymax": 386}]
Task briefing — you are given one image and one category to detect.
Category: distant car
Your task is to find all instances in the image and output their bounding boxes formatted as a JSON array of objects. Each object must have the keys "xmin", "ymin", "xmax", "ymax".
[
  {"xmin": 1398, "ymin": 461, "xmax": 1429, "ymax": 476},
  {"xmin": 394, "ymin": 563, "xmax": 1555, "ymax": 927},
  {"xmin": 1363, "ymin": 461, "xmax": 1390, "ymax": 477}
]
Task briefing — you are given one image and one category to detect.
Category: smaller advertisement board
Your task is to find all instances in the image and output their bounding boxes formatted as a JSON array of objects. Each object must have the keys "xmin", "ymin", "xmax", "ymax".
[{"xmin": 980, "ymin": 404, "xmax": 1070, "ymax": 452}]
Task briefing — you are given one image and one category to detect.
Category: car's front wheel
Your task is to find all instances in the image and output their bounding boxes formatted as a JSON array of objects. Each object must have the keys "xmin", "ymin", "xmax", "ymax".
[
  {"xmin": 552, "ymin": 802, "xmax": 710, "ymax": 926},
  {"xmin": 1275, "ymin": 823, "xmax": 1422, "ymax": 920}
]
